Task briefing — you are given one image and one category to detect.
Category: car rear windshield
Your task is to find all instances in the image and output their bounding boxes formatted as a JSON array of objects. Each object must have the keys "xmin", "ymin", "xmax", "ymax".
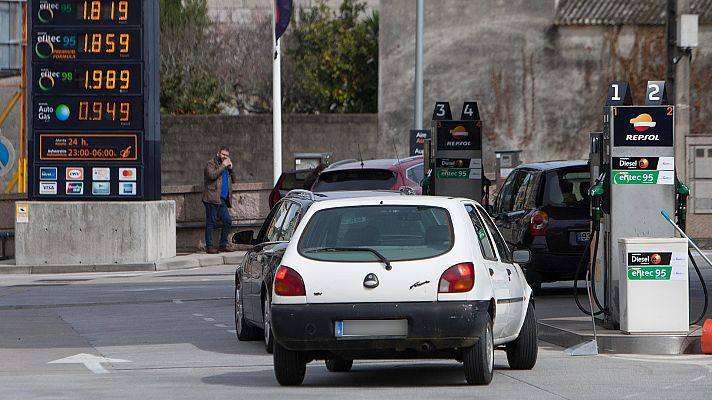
[
  {"xmin": 543, "ymin": 168, "xmax": 590, "ymax": 207},
  {"xmin": 281, "ymin": 171, "xmax": 309, "ymax": 191},
  {"xmin": 298, "ymin": 205, "xmax": 453, "ymax": 262},
  {"xmin": 312, "ymin": 169, "xmax": 396, "ymax": 191}
]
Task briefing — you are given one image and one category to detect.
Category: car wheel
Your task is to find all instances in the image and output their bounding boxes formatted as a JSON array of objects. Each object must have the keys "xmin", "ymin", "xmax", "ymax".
[
  {"xmin": 506, "ymin": 302, "xmax": 538, "ymax": 370},
  {"xmin": 263, "ymin": 292, "xmax": 274, "ymax": 353},
  {"xmin": 273, "ymin": 340, "xmax": 307, "ymax": 386},
  {"xmin": 525, "ymin": 269, "xmax": 543, "ymax": 294},
  {"xmin": 325, "ymin": 359, "xmax": 353, "ymax": 372},
  {"xmin": 235, "ymin": 281, "xmax": 260, "ymax": 341},
  {"xmin": 462, "ymin": 315, "xmax": 494, "ymax": 385}
]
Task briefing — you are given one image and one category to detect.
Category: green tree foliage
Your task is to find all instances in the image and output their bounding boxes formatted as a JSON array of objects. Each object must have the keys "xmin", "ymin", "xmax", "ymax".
[
  {"xmin": 284, "ymin": 0, "xmax": 379, "ymax": 113},
  {"xmin": 159, "ymin": 0, "xmax": 226, "ymax": 114}
]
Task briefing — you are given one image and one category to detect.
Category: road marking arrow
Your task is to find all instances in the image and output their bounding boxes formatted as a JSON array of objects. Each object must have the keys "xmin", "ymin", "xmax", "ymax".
[{"xmin": 48, "ymin": 353, "xmax": 131, "ymax": 374}]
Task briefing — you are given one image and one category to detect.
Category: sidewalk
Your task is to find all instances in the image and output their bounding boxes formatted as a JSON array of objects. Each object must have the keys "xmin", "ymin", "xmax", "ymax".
[{"xmin": 0, "ymin": 251, "xmax": 246, "ymax": 274}]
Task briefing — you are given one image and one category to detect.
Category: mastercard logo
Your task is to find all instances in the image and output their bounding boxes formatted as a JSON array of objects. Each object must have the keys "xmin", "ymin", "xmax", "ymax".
[
  {"xmin": 651, "ymin": 254, "xmax": 662, "ymax": 265},
  {"xmin": 119, "ymin": 168, "xmax": 137, "ymax": 181},
  {"xmin": 629, "ymin": 114, "xmax": 656, "ymax": 132},
  {"xmin": 450, "ymin": 126, "xmax": 469, "ymax": 140}
]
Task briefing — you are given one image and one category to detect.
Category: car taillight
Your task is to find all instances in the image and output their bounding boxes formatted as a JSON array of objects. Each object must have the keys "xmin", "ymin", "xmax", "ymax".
[
  {"xmin": 274, "ymin": 266, "xmax": 306, "ymax": 296},
  {"xmin": 438, "ymin": 262, "xmax": 475, "ymax": 293},
  {"xmin": 528, "ymin": 210, "xmax": 549, "ymax": 236}
]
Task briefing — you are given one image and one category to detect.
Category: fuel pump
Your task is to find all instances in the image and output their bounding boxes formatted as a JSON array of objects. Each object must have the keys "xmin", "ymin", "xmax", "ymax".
[
  {"xmin": 575, "ymin": 81, "xmax": 708, "ymax": 332},
  {"xmin": 422, "ymin": 101, "xmax": 489, "ymax": 205}
]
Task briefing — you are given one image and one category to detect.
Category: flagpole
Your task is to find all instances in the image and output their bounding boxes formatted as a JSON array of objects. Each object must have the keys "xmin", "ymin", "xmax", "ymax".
[{"xmin": 272, "ymin": 5, "xmax": 283, "ymax": 185}]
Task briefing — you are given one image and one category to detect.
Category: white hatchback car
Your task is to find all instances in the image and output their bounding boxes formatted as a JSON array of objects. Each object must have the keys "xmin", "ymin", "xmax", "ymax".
[{"xmin": 270, "ymin": 195, "xmax": 537, "ymax": 386}]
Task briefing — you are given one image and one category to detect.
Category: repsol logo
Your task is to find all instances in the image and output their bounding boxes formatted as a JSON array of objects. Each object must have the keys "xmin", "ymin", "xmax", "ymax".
[
  {"xmin": 625, "ymin": 134, "xmax": 659, "ymax": 141},
  {"xmin": 446, "ymin": 141, "xmax": 471, "ymax": 147}
]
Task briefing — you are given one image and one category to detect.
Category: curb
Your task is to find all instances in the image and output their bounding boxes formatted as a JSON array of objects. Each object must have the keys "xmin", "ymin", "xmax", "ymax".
[{"xmin": 0, "ymin": 252, "xmax": 245, "ymax": 275}]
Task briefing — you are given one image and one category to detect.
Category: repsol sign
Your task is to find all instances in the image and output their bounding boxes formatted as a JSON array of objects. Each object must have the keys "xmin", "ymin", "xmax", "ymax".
[{"xmin": 613, "ymin": 106, "xmax": 673, "ymax": 147}]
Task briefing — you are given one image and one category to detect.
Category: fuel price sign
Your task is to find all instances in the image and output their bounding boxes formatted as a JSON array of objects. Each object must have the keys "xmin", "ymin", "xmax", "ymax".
[{"xmin": 28, "ymin": 0, "xmax": 159, "ymax": 200}]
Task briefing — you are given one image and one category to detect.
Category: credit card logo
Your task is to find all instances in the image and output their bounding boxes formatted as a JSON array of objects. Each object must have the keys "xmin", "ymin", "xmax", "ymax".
[
  {"xmin": 39, "ymin": 181, "xmax": 57, "ymax": 195},
  {"xmin": 39, "ymin": 167, "xmax": 57, "ymax": 180},
  {"xmin": 119, "ymin": 182, "xmax": 136, "ymax": 195},
  {"xmin": 66, "ymin": 167, "xmax": 83, "ymax": 180},
  {"xmin": 92, "ymin": 182, "xmax": 110, "ymax": 195},
  {"xmin": 66, "ymin": 181, "xmax": 83, "ymax": 195}
]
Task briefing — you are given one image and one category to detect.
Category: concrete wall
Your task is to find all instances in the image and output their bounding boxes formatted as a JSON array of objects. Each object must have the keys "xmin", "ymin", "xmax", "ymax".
[
  {"xmin": 15, "ymin": 201, "xmax": 176, "ymax": 266},
  {"xmin": 161, "ymin": 114, "xmax": 379, "ymax": 185},
  {"xmin": 378, "ymin": 0, "xmax": 712, "ymax": 168}
]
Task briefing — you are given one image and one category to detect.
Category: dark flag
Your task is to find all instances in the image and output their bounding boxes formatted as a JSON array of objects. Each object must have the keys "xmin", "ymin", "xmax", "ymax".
[{"xmin": 275, "ymin": 0, "xmax": 293, "ymax": 41}]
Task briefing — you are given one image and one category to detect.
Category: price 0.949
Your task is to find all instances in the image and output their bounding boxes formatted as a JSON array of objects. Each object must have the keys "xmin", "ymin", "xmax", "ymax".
[
  {"xmin": 78, "ymin": 101, "xmax": 130, "ymax": 122},
  {"xmin": 82, "ymin": 69, "xmax": 130, "ymax": 90}
]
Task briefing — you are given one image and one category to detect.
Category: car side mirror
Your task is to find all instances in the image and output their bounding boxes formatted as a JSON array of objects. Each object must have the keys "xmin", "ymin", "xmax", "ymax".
[
  {"xmin": 233, "ymin": 230, "xmax": 255, "ymax": 245},
  {"xmin": 512, "ymin": 249, "xmax": 531, "ymax": 264}
]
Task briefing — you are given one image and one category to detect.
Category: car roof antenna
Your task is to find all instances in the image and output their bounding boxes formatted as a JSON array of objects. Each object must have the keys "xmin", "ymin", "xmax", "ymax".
[{"xmin": 358, "ymin": 143, "xmax": 364, "ymax": 168}]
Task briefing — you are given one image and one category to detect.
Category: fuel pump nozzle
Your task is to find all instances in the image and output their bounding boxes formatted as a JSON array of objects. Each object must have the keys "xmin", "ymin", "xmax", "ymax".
[
  {"xmin": 590, "ymin": 179, "xmax": 605, "ymax": 232},
  {"xmin": 676, "ymin": 180, "xmax": 690, "ymax": 231}
]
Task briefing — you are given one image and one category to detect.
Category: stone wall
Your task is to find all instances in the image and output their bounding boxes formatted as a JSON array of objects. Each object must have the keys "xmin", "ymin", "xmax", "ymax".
[
  {"xmin": 378, "ymin": 0, "xmax": 712, "ymax": 167},
  {"xmin": 161, "ymin": 114, "xmax": 379, "ymax": 186}
]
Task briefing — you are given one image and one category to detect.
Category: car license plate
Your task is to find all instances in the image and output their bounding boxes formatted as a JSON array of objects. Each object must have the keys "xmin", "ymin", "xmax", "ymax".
[
  {"xmin": 576, "ymin": 231, "xmax": 591, "ymax": 243},
  {"xmin": 335, "ymin": 319, "xmax": 408, "ymax": 338}
]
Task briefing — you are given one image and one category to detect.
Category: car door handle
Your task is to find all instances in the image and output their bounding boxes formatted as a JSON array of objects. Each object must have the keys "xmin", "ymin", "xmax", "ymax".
[
  {"xmin": 506, "ymin": 269, "xmax": 512, "ymax": 281},
  {"xmin": 489, "ymin": 268, "xmax": 494, "ymax": 276}
]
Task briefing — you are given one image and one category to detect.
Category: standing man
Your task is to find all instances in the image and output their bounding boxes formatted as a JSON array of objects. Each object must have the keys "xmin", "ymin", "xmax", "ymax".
[{"xmin": 203, "ymin": 147, "xmax": 238, "ymax": 254}]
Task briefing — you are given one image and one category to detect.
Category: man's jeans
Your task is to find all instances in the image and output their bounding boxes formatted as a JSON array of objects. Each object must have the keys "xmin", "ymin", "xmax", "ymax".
[{"xmin": 204, "ymin": 199, "xmax": 232, "ymax": 248}]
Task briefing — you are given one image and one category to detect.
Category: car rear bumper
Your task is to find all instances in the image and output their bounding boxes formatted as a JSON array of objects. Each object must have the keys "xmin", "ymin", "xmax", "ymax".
[
  {"xmin": 528, "ymin": 251, "xmax": 586, "ymax": 279},
  {"xmin": 271, "ymin": 300, "xmax": 490, "ymax": 354}
]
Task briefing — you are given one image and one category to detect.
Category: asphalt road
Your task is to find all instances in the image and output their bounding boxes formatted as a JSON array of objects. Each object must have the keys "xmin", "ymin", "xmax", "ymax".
[{"xmin": 1, "ymin": 264, "xmax": 712, "ymax": 400}]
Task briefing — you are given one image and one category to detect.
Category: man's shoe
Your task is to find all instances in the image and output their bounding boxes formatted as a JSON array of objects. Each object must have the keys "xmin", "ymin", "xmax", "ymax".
[
  {"xmin": 218, "ymin": 247, "xmax": 235, "ymax": 253},
  {"xmin": 206, "ymin": 247, "xmax": 219, "ymax": 254}
]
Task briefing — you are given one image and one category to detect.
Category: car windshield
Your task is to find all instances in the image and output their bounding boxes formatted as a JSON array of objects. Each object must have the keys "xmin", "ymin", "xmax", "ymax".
[
  {"xmin": 543, "ymin": 168, "xmax": 590, "ymax": 207},
  {"xmin": 298, "ymin": 205, "xmax": 453, "ymax": 262},
  {"xmin": 312, "ymin": 169, "xmax": 397, "ymax": 191}
]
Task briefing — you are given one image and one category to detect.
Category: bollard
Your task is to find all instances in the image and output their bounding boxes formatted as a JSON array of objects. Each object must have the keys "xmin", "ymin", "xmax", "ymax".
[{"xmin": 702, "ymin": 319, "xmax": 712, "ymax": 354}]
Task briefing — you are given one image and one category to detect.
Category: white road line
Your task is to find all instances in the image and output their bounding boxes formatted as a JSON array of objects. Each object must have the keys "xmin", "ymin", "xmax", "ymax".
[
  {"xmin": 172, "ymin": 300, "xmax": 183, "ymax": 304},
  {"xmin": 203, "ymin": 317, "xmax": 215, "ymax": 322},
  {"xmin": 692, "ymin": 376, "xmax": 706, "ymax": 382},
  {"xmin": 622, "ymin": 393, "xmax": 643, "ymax": 399},
  {"xmin": 214, "ymin": 324, "xmax": 227, "ymax": 328},
  {"xmin": 193, "ymin": 313, "xmax": 203, "ymax": 317},
  {"xmin": 227, "ymin": 330, "xmax": 236, "ymax": 334}
]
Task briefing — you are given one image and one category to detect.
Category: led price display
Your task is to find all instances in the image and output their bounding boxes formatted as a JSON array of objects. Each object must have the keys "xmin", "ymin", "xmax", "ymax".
[
  {"xmin": 33, "ymin": 28, "xmax": 141, "ymax": 61},
  {"xmin": 33, "ymin": 96, "xmax": 143, "ymax": 129},
  {"xmin": 39, "ymin": 133, "xmax": 139, "ymax": 161},
  {"xmin": 33, "ymin": 63, "xmax": 142, "ymax": 94},
  {"xmin": 34, "ymin": 0, "xmax": 142, "ymax": 26}
]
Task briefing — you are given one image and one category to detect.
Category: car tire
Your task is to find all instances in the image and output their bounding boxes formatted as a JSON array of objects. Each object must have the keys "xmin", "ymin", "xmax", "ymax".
[
  {"xmin": 263, "ymin": 292, "xmax": 274, "ymax": 353},
  {"xmin": 273, "ymin": 341, "xmax": 307, "ymax": 386},
  {"xmin": 462, "ymin": 315, "xmax": 494, "ymax": 385},
  {"xmin": 525, "ymin": 269, "xmax": 543, "ymax": 294},
  {"xmin": 325, "ymin": 359, "xmax": 353, "ymax": 372},
  {"xmin": 506, "ymin": 302, "xmax": 538, "ymax": 369},
  {"xmin": 235, "ymin": 281, "xmax": 260, "ymax": 341}
]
